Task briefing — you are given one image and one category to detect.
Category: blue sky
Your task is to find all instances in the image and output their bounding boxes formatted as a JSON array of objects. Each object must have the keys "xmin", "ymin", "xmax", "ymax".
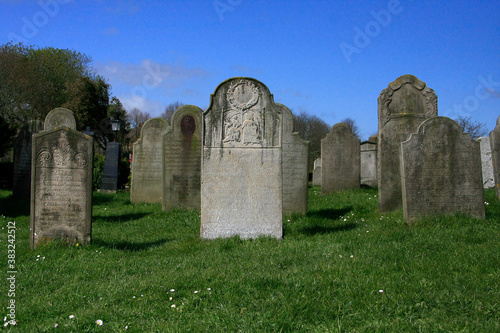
[{"xmin": 1, "ymin": 0, "xmax": 499, "ymax": 140}]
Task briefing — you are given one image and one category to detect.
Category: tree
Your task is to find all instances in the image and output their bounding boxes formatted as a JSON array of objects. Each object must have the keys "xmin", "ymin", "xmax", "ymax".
[
  {"xmin": 0, "ymin": 115, "xmax": 16, "ymax": 157},
  {"xmin": 128, "ymin": 107, "xmax": 151, "ymax": 139},
  {"xmin": 455, "ymin": 116, "xmax": 488, "ymax": 140},
  {"xmin": 341, "ymin": 117, "xmax": 360, "ymax": 138},
  {"xmin": 161, "ymin": 101, "xmax": 183, "ymax": 122},
  {"xmin": 294, "ymin": 110, "xmax": 330, "ymax": 170}
]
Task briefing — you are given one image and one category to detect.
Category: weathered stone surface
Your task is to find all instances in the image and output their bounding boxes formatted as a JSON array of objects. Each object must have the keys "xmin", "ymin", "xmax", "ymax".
[
  {"xmin": 490, "ymin": 116, "xmax": 500, "ymax": 200},
  {"xmin": 44, "ymin": 108, "xmax": 76, "ymax": 130},
  {"xmin": 312, "ymin": 158, "xmax": 322, "ymax": 186},
  {"xmin": 321, "ymin": 123, "xmax": 360, "ymax": 194},
  {"xmin": 477, "ymin": 137, "xmax": 494, "ymax": 189},
  {"xmin": 31, "ymin": 113, "xmax": 93, "ymax": 248},
  {"xmin": 401, "ymin": 117, "xmax": 485, "ymax": 223},
  {"xmin": 131, "ymin": 118, "xmax": 169, "ymax": 203},
  {"xmin": 280, "ymin": 103, "xmax": 309, "ymax": 215},
  {"xmin": 100, "ymin": 142, "xmax": 121, "ymax": 192},
  {"xmin": 360, "ymin": 140, "xmax": 377, "ymax": 188},
  {"xmin": 201, "ymin": 78, "xmax": 282, "ymax": 239},
  {"xmin": 13, "ymin": 120, "xmax": 44, "ymax": 199},
  {"xmin": 163, "ymin": 105, "xmax": 203, "ymax": 211},
  {"xmin": 378, "ymin": 74, "xmax": 438, "ymax": 212}
]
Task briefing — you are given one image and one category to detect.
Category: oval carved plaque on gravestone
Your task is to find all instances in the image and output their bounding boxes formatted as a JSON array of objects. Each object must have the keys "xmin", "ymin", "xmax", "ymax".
[{"xmin": 181, "ymin": 115, "xmax": 196, "ymax": 137}]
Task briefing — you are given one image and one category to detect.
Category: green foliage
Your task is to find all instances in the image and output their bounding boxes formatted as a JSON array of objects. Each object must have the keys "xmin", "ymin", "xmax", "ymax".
[
  {"xmin": 92, "ymin": 154, "xmax": 105, "ymax": 190},
  {"xmin": 0, "ymin": 115, "xmax": 16, "ymax": 157},
  {"xmin": 0, "ymin": 188, "xmax": 498, "ymax": 331},
  {"xmin": 294, "ymin": 110, "xmax": 330, "ymax": 170},
  {"xmin": 119, "ymin": 156, "xmax": 131, "ymax": 189}
]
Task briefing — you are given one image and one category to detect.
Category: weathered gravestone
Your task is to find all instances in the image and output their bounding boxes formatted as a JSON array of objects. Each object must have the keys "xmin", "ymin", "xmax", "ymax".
[
  {"xmin": 321, "ymin": 122, "xmax": 360, "ymax": 194},
  {"xmin": 163, "ymin": 105, "xmax": 203, "ymax": 211},
  {"xmin": 360, "ymin": 140, "xmax": 378, "ymax": 188},
  {"xmin": 280, "ymin": 103, "xmax": 309, "ymax": 214},
  {"xmin": 131, "ymin": 118, "xmax": 169, "ymax": 203},
  {"xmin": 201, "ymin": 78, "xmax": 282, "ymax": 239},
  {"xmin": 44, "ymin": 107, "xmax": 77, "ymax": 130},
  {"xmin": 378, "ymin": 74, "xmax": 438, "ymax": 212},
  {"xmin": 312, "ymin": 158, "xmax": 322, "ymax": 186},
  {"xmin": 13, "ymin": 120, "xmax": 44, "ymax": 199},
  {"xmin": 477, "ymin": 137, "xmax": 494, "ymax": 189},
  {"xmin": 101, "ymin": 142, "xmax": 121, "ymax": 192},
  {"xmin": 31, "ymin": 109, "xmax": 93, "ymax": 248},
  {"xmin": 401, "ymin": 116, "xmax": 485, "ymax": 223},
  {"xmin": 490, "ymin": 116, "xmax": 500, "ymax": 200}
]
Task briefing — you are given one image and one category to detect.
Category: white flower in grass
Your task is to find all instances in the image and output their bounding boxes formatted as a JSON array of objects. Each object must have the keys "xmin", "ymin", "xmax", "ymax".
[
  {"xmin": 132, "ymin": 296, "xmax": 136, "ymax": 299},
  {"xmin": 350, "ymin": 255, "xmax": 354, "ymax": 258},
  {"xmin": 125, "ymin": 325, "xmax": 129, "ymax": 330},
  {"xmin": 207, "ymin": 288, "xmax": 211, "ymax": 291},
  {"xmin": 379, "ymin": 290, "xmax": 384, "ymax": 293},
  {"xmin": 96, "ymin": 319, "xmax": 103, "ymax": 326},
  {"xmin": 3, "ymin": 317, "xmax": 6, "ymax": 322},
  {"xmin": 171, "ymin": 304, "xmax": 176, "ymax": 308},
  {"xmin": 170, "ymin": 289, "xmax": 175, "ymax": 292},
  {"xmin": 194, "ymin": 290, "xmax": 199, "ymax": 294},
  {"xmin": 69, "ymin": 315, "xmax": 75, "ymax": 319},
  {"xmin": 169, "ymin": 297, "xmax": 173, "ymax": 301},
  {"xmin": 3, "ymin": 322, "xmax": 9, "ymax": 327},
  {"xmin": 54, "ymin": 323, "xmax": 58, "ymax": 328}
]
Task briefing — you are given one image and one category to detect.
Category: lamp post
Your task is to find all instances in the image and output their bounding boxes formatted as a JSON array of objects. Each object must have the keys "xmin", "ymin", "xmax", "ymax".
[
  {"xmin": 100, "ymin": 118, "xmax": 122, "ymax": 192},
  {"xmin": 110, "ymin": 119, "xmax": 121, "ymax": 141}
]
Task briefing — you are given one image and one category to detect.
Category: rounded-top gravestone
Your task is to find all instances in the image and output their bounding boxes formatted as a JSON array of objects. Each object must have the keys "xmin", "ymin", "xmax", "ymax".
[{"xmin": 44, "ymin": 108, "xmax": 77, "ymax": 131}]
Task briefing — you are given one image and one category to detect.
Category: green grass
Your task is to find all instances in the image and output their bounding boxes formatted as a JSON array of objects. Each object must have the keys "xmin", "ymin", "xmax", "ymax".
[{"xmin": 1, "ymin": 187, "xmax": 499, "ymax": 332}]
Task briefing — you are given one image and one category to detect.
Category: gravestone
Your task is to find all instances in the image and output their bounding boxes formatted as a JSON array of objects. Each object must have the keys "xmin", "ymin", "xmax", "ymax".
[
  {"xmin": 13, "ymin": 120, "xmax": 44, "ymax": 199},
  {"xmin": 280, "ymin": 103, "xmax": 309, "ymax": 215},
  {"xmin": 131, "ymin": 118, "xmax": 169, "ymax": 203},
  {"xmin": 201, "ymin": 77, "xmax": 282, "ymax": 239},
  {"xmin": 401, "ymin": 116, "xmax": 485, "ymax": 223},
  {"xmin": 163, "ymin": 105, "xmax": 203, "ymax": 211},
  {"xmin": 321, "ymin": 122, "xmax": 360, "ymax": 194},
  {"xmin": 44, "ymin": 107, "xmax": 77, "ymax": 130},
  {"xmin": 477, "ymin": 137, "xmax": 494, "ymax": 189},
  {"xmin": 378, "ymin": 74, "xmax": 438, "ymax": 212},
  {"xmin": 490, "ymin": 116, "xmax": 500, "ymax": 200},
  {"xmin": 312, "ymin": 158, "xmax": 322, "ymax": 186},
  {"xmin": 31, "ymin": 109, "xmax": 93, "ymax": 248},
  {"xmin": 360, "ymin": 140, "xmax": 378, "ymax": 188},
  {"xmin": 101, "ymin": 142, "xmax": 121, "ymax": 192}
]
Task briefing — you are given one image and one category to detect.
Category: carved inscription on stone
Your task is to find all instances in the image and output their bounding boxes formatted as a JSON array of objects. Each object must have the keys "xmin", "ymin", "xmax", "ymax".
[
  {"xmin": 31, "ymin": 128, "xmax": 93, "ymax": 248},
  {"xmin": 401, "ymin": 117, "xmax": 485, "ymax": 223}
]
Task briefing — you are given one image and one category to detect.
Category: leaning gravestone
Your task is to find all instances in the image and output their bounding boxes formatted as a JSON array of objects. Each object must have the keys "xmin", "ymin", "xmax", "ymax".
[
  {"xmin": 163, "ymin": 105, "xmax": 203, "ymax": 211},
  {"xmin": 312, "ymin": 158, "xmax": 322, "ymax": 186},
  {"xmin": 31, "ymin": 108, "xmax": 93, "ymax": 248},
  {"xmin": 477, "ymin": 137, "xmax": 495, "ymax": 189},
  {"xmin": 401, "ymin": 116, "xmax": 485, "ymax": 223},
  {"xmin": 131, "ymin": 118, "xmax": 169, "ymax": 204},
  {"xmin": 321, "ymin": 122, "xmax": 360, "ymax": 194},
  {"xmin": 378, "ymin": 74, "xmax": 438, "ymax": 212},
  {"xmin": 13, "ymin": 120, "xmax": 44, "ymax": 199},
  {"xmin": 280, "ymin": 103, "xmax": 309, "ymax": 215},
  {"xmin": 360, "ymin": 140, "xmax": 378, "ymax": 188},
  {"xmin": 490, "ymin": 116, "xmax": 500, "ymax": 200},
  {"xmin": 201, "ymin": 78, "xmax": 282, "ymax": 239}
]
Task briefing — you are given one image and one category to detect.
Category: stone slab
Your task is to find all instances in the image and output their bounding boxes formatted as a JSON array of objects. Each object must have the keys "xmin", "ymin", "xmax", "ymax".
[
  {"xmin": 44, "ymin": 108, "xmax": 76, "ymax": 131},
  {"xmin": 490, "ymin": 116, "xmax": 500, "ymax": 200},
  {"xmin": 101, "ymin": 142, "xmax": 121, "ymax": 192},
  {"xmin": 360, "ymin": 140, "xmax": 377, "ymax": 188},
  {"xmin": 477, "ymin": 137, "xmax": 495, "ymax": 189}
]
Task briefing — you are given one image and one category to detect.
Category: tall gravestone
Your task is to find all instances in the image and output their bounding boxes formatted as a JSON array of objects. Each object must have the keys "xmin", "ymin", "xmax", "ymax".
[
  {"xmin": 490, "ymin": 116, "xmax": 500, "ymax": 200},
  {"xmin": 201, "ymin": 78, "xmax": 282, "ymax": 239},
  {"xmin": 401, "ymin": 117, "xmax": 485, "ymax": 223},
  {"xmin": 378, "ymin": 74, "xmax": 438, "ymax": 212},
  {"xmin": 13, "ymin": 120, "xmax": 44, "ymax": 199},
  {"xmin": 163, "ymin": 105, "xmax": 203, "ymax": 211},
  {"xmin": 31, "ymin": 108, "xmax": 93, "ymax": 248},
  {"xmin": 360, "ymin": 140, "xmax": 378, "ymax": 188},
  {"xmin": 321, "ymin": 122, "xmax": 360, "ymax": 194},
  {"xmin": 312, "ymin": 158, "xmax": 322, "ymax": 186},
  {"xmin": 101, "ymin": 142, "xmax": 121, "ymax": 192},
  {"xmin": 131, "ymin": 118, "xmax": 169, "ymax": 203},
  {"xmin": 477, "ymin": 137, "xmax": 495, "ymax": 189},
  {"xmin": 280, "ymin": 103, "xmax": 309, "ymax": 215}
]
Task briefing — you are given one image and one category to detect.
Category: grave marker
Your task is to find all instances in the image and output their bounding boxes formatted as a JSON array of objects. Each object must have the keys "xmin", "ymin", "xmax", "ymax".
[
  {"xmin": 477, "ymin": 137, "xmax": 494, "ymax": 189},
  {"xmin": 312, "ymin": 158, "xmax": 322, "ymax": 186},
  {"xmin": 490, "ymin": 116, "xmax": 500, "ymax": 200},
  {"xmin": 360, "ymin": 140, "xmax": 378, "ymax": 188}
]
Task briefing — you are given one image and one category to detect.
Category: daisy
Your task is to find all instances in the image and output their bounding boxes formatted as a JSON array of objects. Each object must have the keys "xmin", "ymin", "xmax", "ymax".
[{"xmin": 96, "ymin": 319, "xmax": 103, "ymax": 326}]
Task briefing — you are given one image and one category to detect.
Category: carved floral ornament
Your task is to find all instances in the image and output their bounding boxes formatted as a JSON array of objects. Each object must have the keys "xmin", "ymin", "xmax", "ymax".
[
  {"xmin": 36, "ymin": 143, "xmax": 88, "ymax": 169},
  {"xmin": 227, "ymin": 79, "xmax": 260, "ymax": 111}
]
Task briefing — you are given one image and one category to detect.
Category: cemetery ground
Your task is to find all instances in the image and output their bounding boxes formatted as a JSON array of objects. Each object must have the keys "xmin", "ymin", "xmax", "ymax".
[{"xmin": 1, "ymin": 187, "xmax": 499, "ymax": 332}]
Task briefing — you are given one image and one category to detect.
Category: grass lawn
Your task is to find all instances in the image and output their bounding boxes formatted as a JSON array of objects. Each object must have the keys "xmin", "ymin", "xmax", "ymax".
[{"xmin": 1, "ymin": 187, "xmax": 499, "ymax": 332}]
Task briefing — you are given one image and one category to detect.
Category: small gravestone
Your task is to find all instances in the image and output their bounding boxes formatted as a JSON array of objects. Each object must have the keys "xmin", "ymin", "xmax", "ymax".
[
  {"xmin": 477, "ymin": 137, "xmax": 494, "ymax": 189},
  {"xmin": 163, "ymin": 105, "xmax": 203, "ymax": 211},
  {"xmin": 312, "ymin": 158, "xmax": 322, "ymax": 186},
  {"xmin": 201, "ymin": 78, "xmax": 282, "ymax": 239},
  {"xmin": 401, "ymin": 116, "xmax": 485, "ymax": 223},
  {"xmin": 280, "ymin": 103, "xmax": 309, "ymax": 215},
  {"xmin": 13, "ymin": 120, "xmax": 44, "ymax": 199},
  {"xmin": 360, "ymin": 140, "xmax": 378, "ymax": 188},
  {"xmin": 44, "ymin": 107, "xmax": 77, "ymax": 130},
  {"xmin": 101, "ymin": 142, "xmax": 121, "ymax": 192},
  {"xmin": 378, "ymin": 75, "xmax": 438, "ymax": 212},
  {"xmin": 490, "ymin": 116, "xmax": 500, "ymax": 200},
  {"xmin": 321, "ymin": 122, "xmax": 360, "ymax": 194},
  {"xmin": 131, "ymin": 118, "xmax": 169, "ymax": 204},
  {"xmin": 31, "ymin": 109, "xmax": 93, "ymax": 248}
]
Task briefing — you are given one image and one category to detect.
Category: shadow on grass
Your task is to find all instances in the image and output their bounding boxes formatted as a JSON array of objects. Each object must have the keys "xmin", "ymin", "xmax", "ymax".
[
  {"xmin": 306, "ymin": 207, "xmax": 352, "ymax": 220},
  {"xmin": 93, "ymin": 213, "xmax": 150, "ymax": 223},
  {"xmin": 92, "ymin": 195, "xmax": 115, "ymax": 206},
  {"xmin": 0, "ymin": 194, "xmax": 30, "ymax": 218},
  {"xmin": 92, "ymin": 238, "xmax": 170, "ymax": 251},
  {"xmin": 301, "ymin": 222, "xmax": 357, "ymax": 235}
]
